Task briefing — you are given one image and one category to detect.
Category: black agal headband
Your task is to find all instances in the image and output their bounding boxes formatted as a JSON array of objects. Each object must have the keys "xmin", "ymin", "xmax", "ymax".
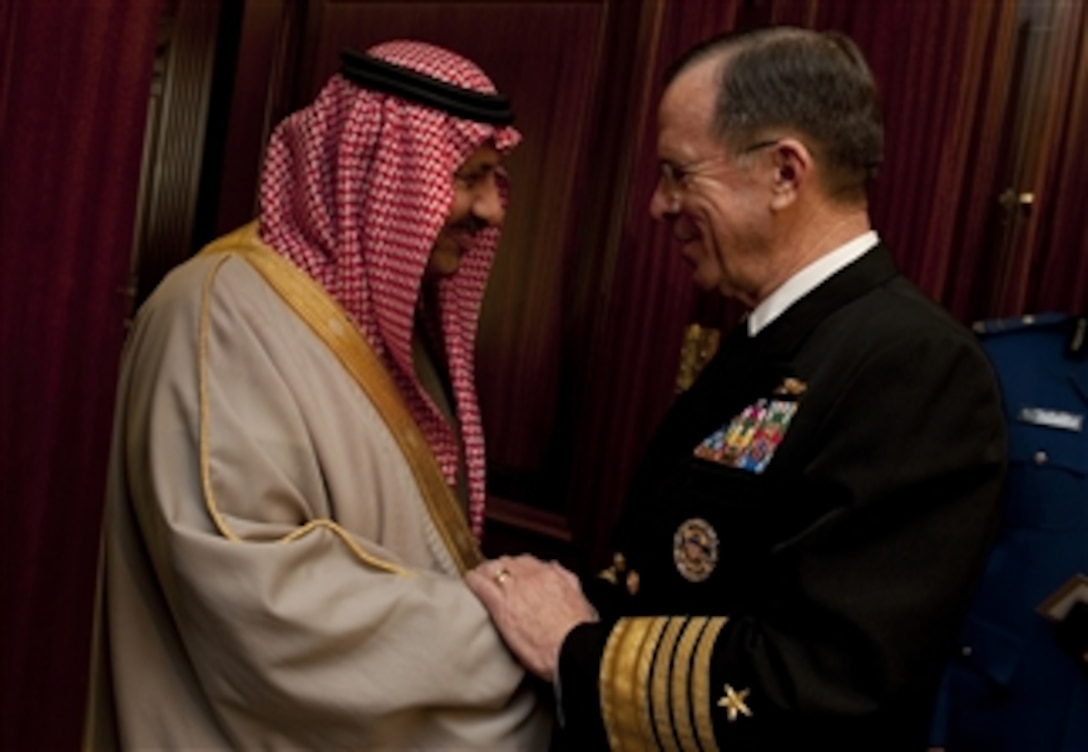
[{"xmin": 340, "ymin": 49, "xmax": 515, "ymax": 126}]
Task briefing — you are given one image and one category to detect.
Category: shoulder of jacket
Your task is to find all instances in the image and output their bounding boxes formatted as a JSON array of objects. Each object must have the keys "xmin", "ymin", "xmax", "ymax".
[{"xmin": 970, "ymin": 312, "xmax": 1070, "ymax": 338}]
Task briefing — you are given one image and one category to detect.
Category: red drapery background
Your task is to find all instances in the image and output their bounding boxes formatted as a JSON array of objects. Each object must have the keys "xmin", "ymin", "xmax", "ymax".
[{"xmin": 0, "ymin": 1, "xmax": 162, "ymax": 749}]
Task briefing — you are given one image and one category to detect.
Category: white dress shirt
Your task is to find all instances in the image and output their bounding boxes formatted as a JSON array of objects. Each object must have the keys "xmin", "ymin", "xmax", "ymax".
[{"xmin": 748, "ymin": 230, "xmax": 879, "ymax": 337}]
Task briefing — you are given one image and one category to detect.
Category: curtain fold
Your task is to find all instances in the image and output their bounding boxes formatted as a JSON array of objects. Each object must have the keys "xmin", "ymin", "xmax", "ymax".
[{"xmin": 0, "ymin": 2, "xmax": 162, "ymax": 749}]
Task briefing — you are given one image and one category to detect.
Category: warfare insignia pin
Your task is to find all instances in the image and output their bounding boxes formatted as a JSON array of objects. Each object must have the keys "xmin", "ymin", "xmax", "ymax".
[
  {"xmin": 772, "ymin": 376, "xmax": 807, "ymax": 396},
  {"xmin": 673, "ymin": 518, "xmax": 720, "ymax": 582}
]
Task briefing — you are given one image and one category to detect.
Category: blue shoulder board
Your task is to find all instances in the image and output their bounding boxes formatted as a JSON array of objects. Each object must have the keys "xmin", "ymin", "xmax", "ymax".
[{"xmin": 971, "ymin": 312, "xmax": 1070, "ymax": 337}]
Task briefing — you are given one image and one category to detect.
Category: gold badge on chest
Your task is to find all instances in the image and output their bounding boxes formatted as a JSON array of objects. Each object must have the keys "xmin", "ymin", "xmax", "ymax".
[{"xmin": 673, "ymin": 517, "xmax": 720, "ymax": 582}]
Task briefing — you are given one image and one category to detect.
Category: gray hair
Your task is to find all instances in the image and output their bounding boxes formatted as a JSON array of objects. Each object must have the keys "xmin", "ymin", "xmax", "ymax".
[{"xmin": 667, "ymin": 27, "xmax": 883, "ymax": 200}]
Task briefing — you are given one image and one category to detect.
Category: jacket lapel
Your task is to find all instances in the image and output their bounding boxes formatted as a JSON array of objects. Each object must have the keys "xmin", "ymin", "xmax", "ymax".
[{"xmin": 752, "ymin": 244, "xmax": 899, "ymax": 362}]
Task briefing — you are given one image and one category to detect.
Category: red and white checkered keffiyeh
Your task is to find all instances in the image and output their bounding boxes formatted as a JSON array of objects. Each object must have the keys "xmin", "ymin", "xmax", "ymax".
[{"xmin": 258, "ymin": 40, "xmax": 521, "ymax": 539}]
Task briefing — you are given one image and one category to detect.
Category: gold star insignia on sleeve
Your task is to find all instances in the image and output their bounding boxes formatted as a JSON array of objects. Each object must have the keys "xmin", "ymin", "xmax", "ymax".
[{"xmin": 717, "ymin": 683, "xmax": 752, "ymax": 722}]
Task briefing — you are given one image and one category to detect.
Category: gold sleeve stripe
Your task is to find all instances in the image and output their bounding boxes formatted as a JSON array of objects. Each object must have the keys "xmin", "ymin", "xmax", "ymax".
[
  {"xmin": 650, "ymin": 617, "xmax": 688, "ymax": 752},
  {"xmin": 635, "ymin": 618, "xmax": 669, "ymax": 747},
  {"xmin": 601, "ymin": 618, "xmax": 633, "ymax": 751},
  {"xmin": 602, "ymin": 617, "xmax": 667, "ymax": 751},
  {"xmin": 671, "ymin": 617, "xmax": 708, "ymax": 752},
  {"xmin": 693, "ymin": 616, "xmax": 728, "ymax": 752},
  {"xmin": 602, "ymin": 615, "xmax": 731, "ymax": 751},
  {"xmin": 196, "ymin": 241, "xmax": 409, "ymax": 577}
]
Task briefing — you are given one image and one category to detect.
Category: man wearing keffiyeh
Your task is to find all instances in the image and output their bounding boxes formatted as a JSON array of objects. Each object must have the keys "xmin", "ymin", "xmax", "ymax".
[{"xmin": 84, "ymin": 40, "xmax": 551, "ymax": 750}]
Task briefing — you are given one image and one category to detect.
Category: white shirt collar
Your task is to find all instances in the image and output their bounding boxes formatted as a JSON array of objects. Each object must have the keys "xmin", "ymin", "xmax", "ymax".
[{"xmin": 747, "ymin": 231, "xmax": 879, "ymax": 337}]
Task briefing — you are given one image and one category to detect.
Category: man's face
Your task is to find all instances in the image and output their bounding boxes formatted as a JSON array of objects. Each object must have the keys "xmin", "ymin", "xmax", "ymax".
[
  {"xmin": 649, "ymin": 61, "xmax": 772, "ymax": 305},
  {"xmin": 427, "ymin": 143, "xmax": 505, "ymax": 280}
]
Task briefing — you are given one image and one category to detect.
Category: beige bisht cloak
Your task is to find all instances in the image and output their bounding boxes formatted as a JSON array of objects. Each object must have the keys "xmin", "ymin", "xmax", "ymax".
[{"xmin": 84, "ymin": 227, "xmax": 552, "ymax": 750}]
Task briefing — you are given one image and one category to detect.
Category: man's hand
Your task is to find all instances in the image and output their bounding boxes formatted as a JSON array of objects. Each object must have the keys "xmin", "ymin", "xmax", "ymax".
[{"xmin": 466, "ymin": 555, "xmax": 598, "ymax": 682}]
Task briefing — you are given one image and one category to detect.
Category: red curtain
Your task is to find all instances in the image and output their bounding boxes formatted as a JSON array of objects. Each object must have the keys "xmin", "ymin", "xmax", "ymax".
[{"xmin": 0, "ymin": 2, "xmax": 162, "ymax": 749}]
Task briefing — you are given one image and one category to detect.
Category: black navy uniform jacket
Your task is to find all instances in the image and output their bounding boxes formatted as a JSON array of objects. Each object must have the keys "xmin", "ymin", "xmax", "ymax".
[
  {"xmin": 930, "ymin": 312, "xmax": 1088, "ymax": 751},
  {"xmin": 557, "ymin": 245, "xmax": 1007, "ymax": 751}
]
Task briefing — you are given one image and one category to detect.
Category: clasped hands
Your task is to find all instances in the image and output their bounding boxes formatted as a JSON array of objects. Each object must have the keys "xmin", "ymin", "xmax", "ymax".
[{"xmin": 466, "ymin": 555, "xmax": 598, "ymax": 683}]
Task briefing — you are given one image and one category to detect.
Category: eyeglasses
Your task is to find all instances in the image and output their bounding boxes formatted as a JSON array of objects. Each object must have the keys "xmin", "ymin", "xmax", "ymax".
[{"xmin": 658, "ymin": 139, "xmax": 781, "ymax": 204}]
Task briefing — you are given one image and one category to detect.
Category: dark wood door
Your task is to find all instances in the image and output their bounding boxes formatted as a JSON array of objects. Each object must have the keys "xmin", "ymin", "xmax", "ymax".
[{"xmin": 982, "ymin": 0, "xmax": 1088, "ymax": 316}]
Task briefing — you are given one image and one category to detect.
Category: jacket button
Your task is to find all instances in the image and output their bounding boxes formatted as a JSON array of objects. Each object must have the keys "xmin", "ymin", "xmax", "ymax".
[
  {"xmin": 961, "ymin": 645, "xmax": 973, "ymax": 657},
  {"xmin": 1034, "ymin": 450, "xmax": 1048, "ymax": 465}
]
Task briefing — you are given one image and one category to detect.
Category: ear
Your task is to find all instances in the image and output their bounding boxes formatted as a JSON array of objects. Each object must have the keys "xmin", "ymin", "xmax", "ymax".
[{"xmin": 768, "ymin": 138, "xmax": 811, "ymax": 210}]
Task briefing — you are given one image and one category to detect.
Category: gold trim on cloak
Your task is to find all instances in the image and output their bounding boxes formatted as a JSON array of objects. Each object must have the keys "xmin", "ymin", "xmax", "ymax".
[{"xmin": 199, "ymin": 223, "xmax": 483, "ymax": 575}]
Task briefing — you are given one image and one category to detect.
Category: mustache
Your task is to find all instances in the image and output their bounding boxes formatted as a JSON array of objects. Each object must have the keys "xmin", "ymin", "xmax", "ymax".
[{"xmin": 449, "ymin": 216, "xmax": 490, "ymax": 235}]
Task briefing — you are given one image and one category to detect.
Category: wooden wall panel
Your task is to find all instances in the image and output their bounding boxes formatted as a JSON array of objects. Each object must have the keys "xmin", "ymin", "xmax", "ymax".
[
  {"xmin": 213, "ymin": 0, "xmax": 300, "ymax": 238},
  {"xmin": 985, "ymin": 0, "xmax": 1088, "ymax": 315},
  {"xmin": 1031, "ymin": 0, "xmax": 1088, "ymax": 313},
  {"xmin": 132, "ymin": 0, "xmax": 221, "ymax": 307}
]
